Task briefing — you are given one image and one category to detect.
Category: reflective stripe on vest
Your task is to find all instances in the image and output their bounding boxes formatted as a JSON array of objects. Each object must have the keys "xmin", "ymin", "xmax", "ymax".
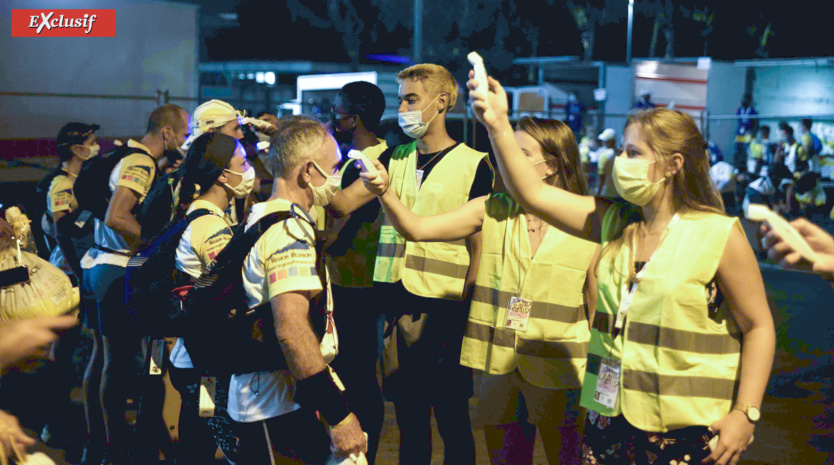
[
  {"xmin": 459, "ymin": 194, "xmax": 597, "ymax": 389},
  {"xmin": 579, "ymin": 204, "xmax": 742, "ymax": 432},
  {"xmin": 328, "ymin": 141, "xmax": 388, "ymax": 288},
  {"xmin": 373, "ymin": 142, "xmax": 488, "ymax": 300}
]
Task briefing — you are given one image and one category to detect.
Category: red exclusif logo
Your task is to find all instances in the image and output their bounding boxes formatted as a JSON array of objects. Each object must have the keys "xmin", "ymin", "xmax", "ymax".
[{"xmin": 11, "ymin": 9, "xmax": 115, "ymax": 37}]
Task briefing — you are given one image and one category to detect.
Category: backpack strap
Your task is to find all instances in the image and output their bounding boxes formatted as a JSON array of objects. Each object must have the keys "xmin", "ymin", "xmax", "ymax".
[{"xmin": 127, "ymin": 208, "xmax": 215, "ymax": 268}]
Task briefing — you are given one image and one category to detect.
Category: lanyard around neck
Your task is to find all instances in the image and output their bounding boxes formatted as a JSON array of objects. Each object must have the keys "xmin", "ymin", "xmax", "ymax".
[{"xmin": 614, "ymin": 213, "xmax": 680, "ymax": 332}]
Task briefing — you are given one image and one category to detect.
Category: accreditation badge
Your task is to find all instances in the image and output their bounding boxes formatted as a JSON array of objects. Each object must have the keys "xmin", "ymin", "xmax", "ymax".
[
  {"xmin": 505, "ymin": 296, "xmax": 532, "ymax": 332},
  {"xmin": 198, "ymin": 376, "xmax": 217, "ymax": 417},
  {"xmin": 415, "ymin": 169, "xmax": 425, "ymax": 191},
  {"xmin": 148, "ymin": 339, "xmax": 164, "ymax": 375},
  {"xmin": 593, "ymin": 358, "xmax": 621, "ymax": 409}
]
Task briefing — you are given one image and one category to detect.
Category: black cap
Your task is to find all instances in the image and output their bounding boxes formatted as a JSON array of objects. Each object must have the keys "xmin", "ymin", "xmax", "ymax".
[{"xmin": 57, "ymin": 122, "xmax": 100, "ymax": 148}]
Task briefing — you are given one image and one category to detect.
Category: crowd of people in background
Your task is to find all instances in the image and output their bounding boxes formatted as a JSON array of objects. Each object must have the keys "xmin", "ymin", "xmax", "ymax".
[{"xmin": 1, "ymin": 59, "xmax": 833, "ymax": 465}]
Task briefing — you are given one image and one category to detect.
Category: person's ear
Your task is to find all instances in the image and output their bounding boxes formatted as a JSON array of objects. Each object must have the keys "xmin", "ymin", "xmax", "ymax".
[
  {"xmin": 300, "ymin": 161, "xmax": 314, "ymax": 185},
  {"xmin": 666, "ymin": 153, "xmax": 684, "ymax": 177},
  {"xmin": 436, "ymin": 93, "xmax": 448, "ymax": 114},
  {"xmin": 217, "ymin": 172, "xmax": 229, "ymax": 184}
]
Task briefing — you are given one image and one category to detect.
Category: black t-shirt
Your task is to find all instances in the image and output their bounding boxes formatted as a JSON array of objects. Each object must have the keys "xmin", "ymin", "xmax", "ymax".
[{"xmin": 368, "ymin": 143, "xmax": 494, "ymax": 200}]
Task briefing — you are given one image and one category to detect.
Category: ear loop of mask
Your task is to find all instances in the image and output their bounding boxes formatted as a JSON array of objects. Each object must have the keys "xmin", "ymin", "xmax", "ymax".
[{"xmin": 531, "ymin": 159, "xmax": 551, "ymax": 181}]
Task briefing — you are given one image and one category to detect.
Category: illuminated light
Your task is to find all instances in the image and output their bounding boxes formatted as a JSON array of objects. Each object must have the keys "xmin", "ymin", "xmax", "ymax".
[
  {"xmin": 238, "ymin": 73, "xmax": 245, "ymax": 80},
  {"xmin": 256, "ymin": 72, "xmax": 265, "ymax": 83},
  {"xmin": 265, "ymin": 72, "xmax": 276, "ymax": 86},
  {"xmin": 247, "ymin": 73, "xmax": 255, "ymax": 80}
]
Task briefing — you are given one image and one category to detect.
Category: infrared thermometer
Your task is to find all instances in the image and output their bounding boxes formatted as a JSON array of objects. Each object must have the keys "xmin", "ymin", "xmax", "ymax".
[
  {"xmin": 347, "ymin": 150, "xmax": 378, "ymax": 177},
  {"xmin": 746, "ymin": 204, "xmax": 818, "ymax": 262},
  {"xmin": 467, "ymin": 51, "xmax": 488, "ymax": 96}
]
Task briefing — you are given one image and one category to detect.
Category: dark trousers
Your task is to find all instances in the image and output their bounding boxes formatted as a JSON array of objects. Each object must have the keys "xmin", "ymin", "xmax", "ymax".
[
  {"xmin": 169, "ymin": 367, "xmax": 238, "ymax": 465},
  {"xmin": 378, "ymin": 282, "xmax": 475, "ymax": 465}
]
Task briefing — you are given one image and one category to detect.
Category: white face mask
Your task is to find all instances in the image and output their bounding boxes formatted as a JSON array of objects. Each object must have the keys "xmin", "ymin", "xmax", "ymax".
[
  {"xmin": 77, "ymin": 143, "xmax": 100, "ymax": 161},
  {"xmin": 223, "ymin": 165, "xmax": 255, "ymax": 199},
  {"xmin": 398, "ymin": 94, "xmax": 441, "ymax": 139},
  {"xmin": 309, "ymin": 161, "xmax": 342, "ymax": 206},
  {"xmin": 612, "ymin": 157, "xmax": 665, "ymax": 206}
]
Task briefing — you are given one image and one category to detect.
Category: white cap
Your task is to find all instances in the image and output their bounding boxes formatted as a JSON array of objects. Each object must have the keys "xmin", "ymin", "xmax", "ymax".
[
  {"xmin": 181, "ymin": 99, "xmax": 243, "ymax": 150},
  {"xmin": 598, "ymin": 128, "xmax": 616, "ymax": 141},
  {"xmin": 639, "ymin": 88, "xmax": 651, "ymax": 96}
]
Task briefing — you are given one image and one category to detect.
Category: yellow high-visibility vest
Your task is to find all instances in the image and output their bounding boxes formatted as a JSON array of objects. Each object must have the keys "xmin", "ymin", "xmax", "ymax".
[
  {"xmin": 328, "ymin": 141, "xmax": 388, "ymax": 288},
  {"xmin": 460, "ymin": 194, "xmax": 597, "ymax": 389},
  {"xmin": 373, "ymin": 141, "xmax": 488, "ymax": 300},
  {"xmin": 580, "ymin": 204, "xmax": 743, "ymax": 432}
]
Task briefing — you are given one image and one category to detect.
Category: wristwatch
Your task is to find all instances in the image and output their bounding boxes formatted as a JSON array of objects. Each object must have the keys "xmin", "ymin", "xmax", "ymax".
[{"xmin": 733, "ymin": 403, "xmax": 761, "ymax": 423}]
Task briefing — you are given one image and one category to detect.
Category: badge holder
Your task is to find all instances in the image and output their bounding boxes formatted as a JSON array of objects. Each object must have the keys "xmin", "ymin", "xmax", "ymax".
[
  {"xmin": 505, "ymin": 296, "xmax": 532, "ymax": 332},
  {"xmin": 147, "ymin": 338, "xmax": 165, "ymax": 376},
  {"xmin": 198, "ymin": 376, "xmax": 217, "ymax": 417}
]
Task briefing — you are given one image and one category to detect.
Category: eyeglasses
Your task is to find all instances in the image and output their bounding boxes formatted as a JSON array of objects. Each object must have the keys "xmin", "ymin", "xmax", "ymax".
[{"xmin": 330, "ymin": 108, "xmax": 355, "ymax": 122}]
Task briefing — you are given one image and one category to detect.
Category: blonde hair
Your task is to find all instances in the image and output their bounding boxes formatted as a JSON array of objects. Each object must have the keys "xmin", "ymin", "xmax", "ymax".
[
  {"xmin": 397, "ymin": 63, "xmax": 458, "ymax": 112},
  {"xmin": 515, "ymin": 117, "xmax": 587, "ymax": 196},
  {"xmin": 600, "ymin": 108, "xmax": 725, "ymax": 279}
]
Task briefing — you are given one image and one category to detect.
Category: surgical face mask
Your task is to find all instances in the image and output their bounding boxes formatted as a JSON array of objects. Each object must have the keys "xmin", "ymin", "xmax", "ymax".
[
  {"xmin": 309, "ymin": 161, "xmax": 342, "ymax": 206},
  {"xmin": 223, "ymin": 165, "xmax": 255, "ymax": 199},
  {"xmin": 612, "ymin": 157, "xmax": 665, "ymax": 206},
  {"xmin": 398, "ymin": 94, "xmax": 441, "ymax": 139},
  {"xmin": 77, "ymin": 143, "xmax": 100, "ymax": 161}
]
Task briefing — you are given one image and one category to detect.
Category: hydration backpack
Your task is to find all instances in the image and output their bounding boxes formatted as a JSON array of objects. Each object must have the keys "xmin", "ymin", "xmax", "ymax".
[
  {"xmin": 137, "ymin": 169, "xmax": 184, "ymax": 242},
  {"xmin": 180, "ymin": 207, "xmax": 329, "ymax": 375},
  {"xmin": 74, "ymin": 145, "xmax": 156, "ymax": 220},
  {"xmin": 123, "ymin": 208, "xmax": 215, "ymax": 338},
  {"xmin": 34, "ymin": 169, "xmax": 95, "ymax": 278}
]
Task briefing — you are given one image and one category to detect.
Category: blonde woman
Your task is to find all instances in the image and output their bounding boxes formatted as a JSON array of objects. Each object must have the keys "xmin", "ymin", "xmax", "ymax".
[
  {"xmin": 363, "ymin": 117, "xmax": 599, "ymax": 465},
  {"xmin": 466, "ymin": 77, "xmax": 775, "ymax": 465}
]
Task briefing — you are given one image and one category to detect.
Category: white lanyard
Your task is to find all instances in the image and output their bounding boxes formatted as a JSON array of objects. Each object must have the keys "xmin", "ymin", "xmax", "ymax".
[{"xmin": 614, "ymin": 213, "xmax": 680, "ymax": 331}]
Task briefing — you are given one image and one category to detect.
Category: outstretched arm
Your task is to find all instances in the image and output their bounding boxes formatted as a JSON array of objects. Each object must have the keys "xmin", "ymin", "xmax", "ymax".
[
  {"xmin": 362, "ymin": 158, "xmax": 486, "ymax": 242},
  {"xmin": 327, "ymin": 177, "xmax": 378, "ymax": 218},
  {"xmin": 467, "ymin": 75, "xmax": 610, "ymax": 243}
]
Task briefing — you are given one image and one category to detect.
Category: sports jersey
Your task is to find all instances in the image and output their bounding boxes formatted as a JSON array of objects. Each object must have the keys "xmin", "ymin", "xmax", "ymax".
[
  {"xmin": 81, "ymin": 140, "xmax": 156, "ymax": 269},
  {"xmin": 228, "ymin": 199, "xmax": 335, "ymax": 423},
  {"xmin": 46, "ymin": 173, "xmax": 78, "ymax": 273}
]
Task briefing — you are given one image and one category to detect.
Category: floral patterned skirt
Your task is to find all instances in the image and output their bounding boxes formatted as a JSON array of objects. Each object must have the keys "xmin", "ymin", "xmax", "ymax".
[{"xmin": 582, "ymin": 411, "xmax": 713, "ymax": 465}]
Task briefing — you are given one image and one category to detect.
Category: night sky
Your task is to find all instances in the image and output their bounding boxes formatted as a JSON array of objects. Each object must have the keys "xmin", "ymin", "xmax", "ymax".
[{"xmin": 189, "ymin": 0, "xmax": 833, "ymax": 72}]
